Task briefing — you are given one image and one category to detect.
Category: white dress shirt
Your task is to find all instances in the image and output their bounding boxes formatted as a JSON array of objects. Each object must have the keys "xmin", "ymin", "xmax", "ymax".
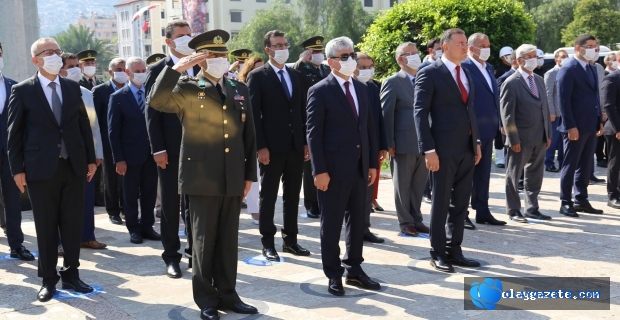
[
  {"xmin": 0, "ymin": 73, "xmax": 6, "ymax": 114},
  {"xmin": 468, "ymin": 55, "xmax": 493, "ymax": 91},
  {"xmin": 441, "ymin": 55, "xmax": 469, "ymax": 93},
  {"xmin": 332, "ymin": 72, "xmax": 359, "ymax": 114},
  {"xmin": 171, "ymin": 54, "xmax": 194, "ymax": 77},
  {"xmin": 269, "ymin": 60, "xmax": 293, "ymax": 96},
  {"xmin": 518, "ymin": 67, "xmax": 536, "ymax": 89},
  {"xmin": 38, "ymin": 72, "xmax": 62, "ymax": 109}
]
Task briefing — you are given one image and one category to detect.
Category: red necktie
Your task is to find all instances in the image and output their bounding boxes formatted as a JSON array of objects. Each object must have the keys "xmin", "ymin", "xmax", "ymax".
[
  {"xmin": 344, "ymin": 81, "xmax": 358, "ymax": 119},
  {"xmin": 455, "ymin": 65, "xmax": 468, "ymax": 104}
]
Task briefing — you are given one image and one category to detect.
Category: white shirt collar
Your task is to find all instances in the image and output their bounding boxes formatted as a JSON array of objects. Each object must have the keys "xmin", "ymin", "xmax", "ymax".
[
  {"xmin": 518, "ymin": 67, "xmax": 534, "ymax": 80},
  {"xmin": 441, "ymin": 55, "xmax": 460, "ymax": 72},
  {"xmin": 468, "ymin": 55, "xmax": 486, "ymax": 69},
  {"xmin": 37, "ymin": 72, "xmax": 60, "ymax": 89},
  {"xmin": 268, "ymin": 60, "xmax": 287, "ymax": 74},
  {"xmin": 332, "ymin": 71, "xmax": 352, "ymax": 87}
]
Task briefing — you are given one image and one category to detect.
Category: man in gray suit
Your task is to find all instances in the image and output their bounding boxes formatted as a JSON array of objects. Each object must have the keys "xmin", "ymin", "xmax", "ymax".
[
  {"xmin": 501, "ymin": 44, "xmax": 552, "ymax": 223},
  {"xmin": 380, "ymin": 42, "xmax": 429, "ymax": 236},
  {"xmin": 543, "ymin": 49, "xmax": 568, "ymax": 173}
]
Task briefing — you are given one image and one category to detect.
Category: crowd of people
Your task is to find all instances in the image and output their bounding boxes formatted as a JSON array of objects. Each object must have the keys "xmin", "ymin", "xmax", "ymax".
[{"xmin": 0, "ymin": 19, "xmax": 618, "ymax": 320}]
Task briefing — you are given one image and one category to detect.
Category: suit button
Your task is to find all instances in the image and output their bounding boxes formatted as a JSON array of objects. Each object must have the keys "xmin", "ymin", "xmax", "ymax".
[
  {"xmin": 200, "ymin": 105, "xmax": 204, "ymax": 108},
  {"xmin": 223, "ymin": 105, "xmax": 227, "ymax": 110},
  {"xmin": 356, "ymin": 144, "xmax": 360, "ymax": 149},
  {"xmin": 224, "ymin": 133, "xmax": 229, "ymax": 138},
  {"xmin": 224, "ymin": 120, "xmax": 228, "ymax": 124},
  {"xmin": 225, "ymin": 148, "xmax": 230, "ymax": 153},
  {"xmin": 57, "ymin": 144, "xmax": 61, "ymax": 148},
  {"xmin": 187, "ymin": 157, "xmax": 191, "ymax": 160}
]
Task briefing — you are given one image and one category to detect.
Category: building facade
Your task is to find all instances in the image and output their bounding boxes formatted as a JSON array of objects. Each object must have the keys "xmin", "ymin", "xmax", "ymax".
[
  {"xmin": 0, "ymin": 0, "xmax": 40, "ymax": 81},
  {"xmin": 76, "ymin": 12, "xmax": 119, "ymax": 54},
  {"xmin": 115, "ymin": 0, "xmax": 167, "ymax": 58}
]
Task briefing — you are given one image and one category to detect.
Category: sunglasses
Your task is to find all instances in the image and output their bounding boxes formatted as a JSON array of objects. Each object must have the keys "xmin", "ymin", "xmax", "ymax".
[{"xmin": 329, "ymin": 52, "xmax": 357, "ymax": 61}]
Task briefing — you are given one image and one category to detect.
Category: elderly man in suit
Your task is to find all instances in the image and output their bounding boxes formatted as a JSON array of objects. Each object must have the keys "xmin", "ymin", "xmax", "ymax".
[
  {"xmin": 501, "ymin": 44, "xmax": 552, "ymax": 223},
  {"xmin": 543, "ymin": 49, "xmax": 569, "ymax": 173},
  {"xmin": 603, "ymin": 63, "xmax": 620, "ymax": 209},
  {"xmin": 557, "ymin": 34, "xmax": 604, "ymax": 217},
  {"xmin": 462, "ymin": 33, "xmax": 506, "ymax": 228},
  {"xmin": 381, "ymin": 41, "xmax": 429, "ymax": 236},
  {"xmin": 8, "ymin": 37, "xmax": 97, "ymax": 301},
  {"xmin": 307, "ymin": 36, "xmax": 380, "ymax": 296},
  {"xmin": 414, "ymin": 28, "xmax": 482, "ymax": 273}
]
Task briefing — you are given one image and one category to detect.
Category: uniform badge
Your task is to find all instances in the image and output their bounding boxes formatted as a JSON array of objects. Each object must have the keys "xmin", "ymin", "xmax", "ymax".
[
  {"xmin": 198, "ymin": 92, "xmax": 206, "ymax": 100},
  {"xmin": 233, "ymin": 94, "xmax": 245, "ymax": 102}
]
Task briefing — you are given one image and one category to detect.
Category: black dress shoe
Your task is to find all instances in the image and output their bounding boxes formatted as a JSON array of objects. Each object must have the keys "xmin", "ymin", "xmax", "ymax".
[
  {"xmin": 476, "ymin": 216, "xmax": 507, "ymax": 225},
  {"xmin": 509, "ymin": 211, "xmax": 528, "ymax": 223},
  {"xmin": 559, "ymin": 205, "xmax": 579, "ymax": 217},
  {"xmin": 262, "ymin": 247, "xmax": 280, "ymax": 261},
  {"xmin": 496, "ymin": 163, "xmax": 505, "ymax": 169},
  {"xmin": 142, "ymin": 228, "xmax": 161, "ymax": 240},
  {"xmin": 109, "ymin": 215, "xmax": 124, "ymax": 225},
  {"xmin": 545, "ymin": 165, "xmax": 559, "ymax": 172},
  {"xmin": 363, "ymin": 232, "xmax": 385, "ymax": 243},
  {"xmin": 524, "ymin": 211, "xmax": 552, "ymax": 220},
  {"xmin": 282, "ymin": 243, "xmax": 311, "ymax": 256},
  {"xmin": 200, "ymin": 307, "xmax": 220, "ymax": 320},
  {"xmin": 166, "ymin": 261, "xmax": 182, "ymax": 278},
  {"xmin": 608, "ymin": 199, "xmax": 620, "ymax": 209},
  {"xmin": 464, "ymin": 216, "xmax": 476, "ymax": 230},
  {"xmin": 430, "ymin": 256, "xmax": 454, "ymax": 273},
  {"xmin": 447, "ymin": 255, "xmax": 481, "ymax": 267},
  {"xmin": 37, "ymin": 284, "xmax": 56, "ymax": 302},
  {"xmin": 345, "ymin": 273, "xmax": 381, "ymax": 290},
  {"xmin": 590, "ymin": 176, "xmax": 606, "ymax": 184},
  {"xmin": 574, "ymin": 203, "xmax": 604, "ymax": 214},
  {"xmin": 306, "ymin": 210, "xmax": 320, "ymax": 219},
  {"xmin": 61, "ymin": 277, "xmax": 93, "ymax": 293},
  {"xmin": 517, "ymin": 182, "xmax": 524, "ymax": 191},
  {"xmin": 226, "ymin": 301, "xmax": 258, "ymax": 314},
  {"xmin": 10, "ymin": 245, "xmax": 35, "ymax": 261},
  {"xmin": 597, "ymin": 160, "xmax": 608, "ymax": 168},
  {"xmin": 373, "ymin": 204, "xmax": 384, "ymax": 211},
  {"xmin": 130, "ymin": 232, "xmax": 143, "ymax": 244},
  {"xmin": 328, "ymin": 278, "xmax": 345, "ymax": 296}
]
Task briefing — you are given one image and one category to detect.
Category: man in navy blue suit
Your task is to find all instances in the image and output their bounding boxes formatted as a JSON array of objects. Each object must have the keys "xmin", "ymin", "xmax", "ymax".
[
  {"xmin": 462, "ymin": 33, "xmax": 506, "ymax": 228},
  {"xmin": 557, "ymin": 34, "xmax": 604, "ymax": 217},
  {"xmin": 307, "ymin": 36, "xmax": 380, "ymax": 296},
  {"xmin": 108, "ymin": 57, "xmax": 160, "ymax": 243},
  {"xmin": 414, "ymin": 28, "xmax": 482, "ymax": 273}
]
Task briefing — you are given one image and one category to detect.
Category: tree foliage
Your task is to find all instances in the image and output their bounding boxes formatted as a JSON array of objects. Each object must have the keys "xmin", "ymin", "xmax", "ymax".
[
  {"xmin": 55, "ymin": 24, "xmax": 114, "ymax": 76},
  {"xmin": 531, "ymin": 0, "xmax": 577, "ymax": 52},
  {"xmin": 561, "ymin": 0, "xmax": 620, "ymax": 47},
  {"xmin": 358, "ymin": 0, "xmax": 536, "ymax": 78}
]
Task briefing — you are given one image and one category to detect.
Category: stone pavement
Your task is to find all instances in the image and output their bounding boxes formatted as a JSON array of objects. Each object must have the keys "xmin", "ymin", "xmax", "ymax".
[{"xmin": 0, "ymin": 165, "xmax": 618, "ymax": 320}]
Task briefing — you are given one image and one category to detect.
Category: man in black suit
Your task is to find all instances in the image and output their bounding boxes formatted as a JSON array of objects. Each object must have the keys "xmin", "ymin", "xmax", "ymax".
[
  {"xmin": 108, "ymin": 57, "xmax": 159, "ymax": 244},
  {"xmin": 77, "ymin": 50, "xmax": 102, "ymax": 90},
  {"xmin": 93, "ymin": 58, "xmax": 127, "ymax": 225},
  {"xmin": 145, "ymin": 20, "xmax": 196, "ymax": 278},
  {"xmin": 603, "ymin": 66, "xmax": 620, "ymax": 209},
  {"xmin": 307, "ymin": 36, "xmax": 380, "ymax": 296},
  {"xmin": 0, "ymin": 41, "xmax": 34, "ymax": 261},
  {"xmin": 413, "ymin": 28, "xmax": 482, "ymax": 273},
  {"xmin": 8, "ymin": 37, "xmax": 97, "ymax": 301},
  {"xmin": 247, "ymin": 30, "xmax": 310, "ymax": 262}
]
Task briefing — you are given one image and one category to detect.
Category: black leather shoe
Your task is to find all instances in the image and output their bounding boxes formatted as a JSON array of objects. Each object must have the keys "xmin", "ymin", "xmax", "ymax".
[
  {"xmin": 373, "ymin": 204, "xmax": 384, "ymax": 211},
  {"xmin": 414, "ymin": 223, "xmax": 430, "ymax": 234},
  {"xmin": 545, "ymin": 165, "xmax": 559, "ymax": 172},
  {"xmin": 574, "ymin": 203, "xmax": 604, "ymax": 214},
  {"xmin": 590, "ymin": 176, "xmax": 606, "ymax": 184},
  {"xmin": 608, "ymin": 199, "xmax": 620, "ymax": 209},
  {"xmin": 476, "ymin": 216, "xmax": 507, "ymax": 225},
  {"xmin": 464, "ymin": 216, "xmax": 476, "ymax": 230},
  {"xmin": 166, "ymin": 261, "xmax": 182, "ymax": 278},
  {"xmin": 130, "ymin": 232, "xmax": 143, "ymax": 244},
  {"xmin": 109, "ymin": 215, "xmax": 123, "ymax": 225},
  {"xmin": 345, "ymin": 273, "xmax": 381, "ymax": 290},
  {"xmin": 447, "ymin": 255, "xmax": 481, "ymax": 267},
  {"xmin": 262, "ymin": 247, "xmax": 280, "ymax": 261},
  {"xmin": 517, "ymin": 182, "xmax": 524, "ymax": 191},
  {"xmin": 61, "ymin": 278, "xmax": 93, "ymax": 293},
  {"xmin": 525, "ymin": 211, "xmax": 552, "ymax": 220},
  {"xmin": 363, "ymin": 232, "xmax": 385, "ymax": 243},
  {"xmin": 509, "ymin": 211, "xmax": 528, "ymax": 223},
  {"xmin": 227, "ymin": 301, "xmax": 258, "ymax": 314},
  {"xmin": 328, "ymin": 278, "xmax": 345, "ymax": 296},
  {"xmin": 597, "ymin": 160, "xmax": 608, "ymax": 168},
  {"xmin": 430, "ymin": 256, "xmax": 454, "ymax": 273},
  {"xmin": 37, "ymin": 284, "xmax": 55, "ymax": 302},
  {"xmin": 10, "ymin": 245, "xmax": 35, "ymax": 261},
  {"xmin": 306, "ymin": 210, "xmax": 319, "ymax": 219},
  {"xmin": 200, "ymin": 307, "xmax": 220, "ymax": 320},
  {"xmin": 559, "ymin": 205, "xmax": 579, "ymax": 217},
  {"xmin": 282, "ymin": 243, "xmax": 311, "ymax": 256},
  {"xmin": 142, "ymin": 228, "xmax": 161, "ymax": 240},
  {"xmin": 496, "ymin": 163, "xmax": 505, "ymax": 169}
]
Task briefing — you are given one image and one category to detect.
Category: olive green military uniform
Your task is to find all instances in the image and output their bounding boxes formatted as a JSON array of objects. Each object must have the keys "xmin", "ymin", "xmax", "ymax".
[{"xmin": 148, "ymin": 65, "xmax": 257, "ymax": 309}]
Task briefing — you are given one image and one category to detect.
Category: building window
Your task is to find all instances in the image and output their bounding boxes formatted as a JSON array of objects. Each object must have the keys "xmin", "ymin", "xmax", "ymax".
[
  {"xmin": 364, "ymin": 0, "xmax": 373, "ymax": 6},
  {"xmin": 162, "ymin": 45, "xmax": 166, "ymax": 53},
  {"xmin": 206, "ymin": 12, "xmax": 210, "ymax": 23},
  {"xmin": 230, "ymin": 11, "xmax": 242, "ymax": 23},
  {"xmin": 257, "ymin": 0, "xmax": 266, "ymax": 2},
  {"xmin": 161, "ymin": 11, "xmax": 165, "ymax": 19},
  {"xmin": 144, "ymin": 45, "xmax": 152, "ymax": 56},
  {"xmin": 161, "ymin": 28, "xmax": 165, "ymax": 36}
]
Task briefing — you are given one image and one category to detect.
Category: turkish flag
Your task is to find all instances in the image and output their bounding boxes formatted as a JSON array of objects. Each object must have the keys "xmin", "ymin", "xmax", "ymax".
[{"xmin": 142, "ymin": 20, "xmax": 150, "ymax": 33}]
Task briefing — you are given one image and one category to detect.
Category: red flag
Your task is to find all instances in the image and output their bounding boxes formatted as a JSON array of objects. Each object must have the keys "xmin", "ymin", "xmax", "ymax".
[{"xmin": 142, "ymin": 20, "xmax": 150, "ymax": 33}]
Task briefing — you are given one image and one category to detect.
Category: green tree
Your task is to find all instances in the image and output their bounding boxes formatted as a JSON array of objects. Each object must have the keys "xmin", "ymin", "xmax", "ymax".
[
  {"xmin": 531, "ymin": 0, "xmax": 577, "ymax": 52},
  {"xmin": 561, "ymin": 0, "xmax": 620, "ymax": 47},
  {"xmin": 358, "ymin": 0, "xmax": 536, "ymax": 78},
  {"xmin": 55, "ymin": 24, "xmax": 114, "ymax": 76}
]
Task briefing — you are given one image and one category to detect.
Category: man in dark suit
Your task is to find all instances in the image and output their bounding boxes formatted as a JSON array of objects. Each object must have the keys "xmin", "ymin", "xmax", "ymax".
[
  {"xmin": 413, "ymin": 28, "xmax": 482, "ymax": 273},
  {"xmin": 543, "ymin": 49, "xmax": 569, "ymax": 172},
  {"xmin": 602, "ymin": 66, "xmax": 620, "ymax": 209},
  {"xmin": 247, "ymin": 30, "xmax": 310, "ymax": 262},
  {"xmin": 497, "ymin": 52, "xmax": 518, "ymax": 89},
  {"xmin": 108, "ymin": 57, "xmax": 160, "ymax": 244},
  {"xmin": 93, "ymin": 58, "xmax": 127, "ymax": 225},
  {"xmin": 462, "ymin": 33, "xmax": 506, "ymax": 227},
  {"xmin": 557, "ymin": 34, "xmax": 604, "ymax": 217},
  {"xmin": 307, "ymin": 36, "xmax": 380, "ymax": 296},
  {"xmin": 149, "ymin": 30, "xmax": 259, "ymax": 320},
  {"xmin": 8, "ymin": 37, "xmax": 97, "ymax": 301},
  {"xmin": 0, "ymin": 41, "xmax": 34, "ymax": 261},
  {"xmin": 77, "ymin": 50, "xmax": 102, "ymax": 90},
  {"xmin": 144, "ymin": 20, "xmax": 196, "ymax": 278}
]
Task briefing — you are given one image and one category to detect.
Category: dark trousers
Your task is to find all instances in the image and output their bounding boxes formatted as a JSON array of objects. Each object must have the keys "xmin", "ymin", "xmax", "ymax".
[
  {"xmin": 181, "ymin": 194, "xmax": 192, "ymax": 255},
  {"xmin": 258, "ymin": 150, "xmax": 303, "ymax": 248},
  {"xmin": 505, "ymin": 142, "xmax": 546, "ymax": 213},
  {"xmin": 1, "ymin": 153, "xmax": 24, "ymax": 250},
  {"xmin": 81, "ymin": 179, "xmax": 96, "ymax": 242},
  {"xmin": 429, "ymin": 150, "xmax": 474, "ymax": 259},
  {"xmin": 103, "ymin": 150, "xmax": 123, "ymax": 217},
  {"xmin": 28, "ymin": 159, "xmax": 85, "ymax": 282},
  {"xmin": 303, "ymin": 160, "xmax": 319, "ymax": 214},
  {"xmin": 596, "ymin": 135, "xmax": 607, "ymax": 161},
  {"xmin": 158, "ymin": 159, "xmax": 182, "ymax": 263},
  {"xmin": 189, "ymin": 195, "xmax": 242, "ymax": 309},
  {"xmin": 122, "ymin": 160, "xmax": 157, "ymax": 233},
  {"xmin": 560, "ymin": 131, "xmax": 596, "ymax": 205},
  {"xmin": 471, "ymin": 139, "xmax": 493, "ymax": 219},
  {"xmin": 545, "ymin": 119, "xmax": 564, "ymax": 168},
  {"xmin": 318, "ymin": 168, "xmax": 366, "ymax": 279},
  {"xmin": 606, "ymin": 135, "xmax": 620, "ymax": 200}
]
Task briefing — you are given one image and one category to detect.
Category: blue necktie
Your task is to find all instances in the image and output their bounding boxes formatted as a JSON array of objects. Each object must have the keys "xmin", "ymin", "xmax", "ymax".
[
  {"xmin": 137, "ymin": 89, "xmax": 145, "ymax": 112},
  {"xmin": 278, "ymin": 70, "xmax": 292, "ymax": 100}
]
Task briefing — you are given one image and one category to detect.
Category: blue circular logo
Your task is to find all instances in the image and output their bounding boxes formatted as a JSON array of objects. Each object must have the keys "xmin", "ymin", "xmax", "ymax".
[{"xmin": 470, "ymin": 278, "xmax": 503, "ymax": 310}]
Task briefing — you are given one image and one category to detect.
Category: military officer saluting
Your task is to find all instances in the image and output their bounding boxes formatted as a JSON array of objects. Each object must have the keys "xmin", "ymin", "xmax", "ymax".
[
  {"xmin": 227, "ymin": 48, "xmax": 252, "ymax": 80},
  {"xmin": 148, "ymin": 30, "xmax": 258, "ymax": 320}
]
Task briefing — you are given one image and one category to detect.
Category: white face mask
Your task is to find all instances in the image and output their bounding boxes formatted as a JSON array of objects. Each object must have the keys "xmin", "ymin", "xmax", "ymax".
[
  {"xmin": 206, "ymin": 57, "xmax": 230, "ymax": 79},
  {"xmin": 356, "ymin": 68, "xmax": 374, "ymax": 83},
  {"xmin": 83, "ymin": 65, "xmax": 97, "ymax": 77},
  {"xmin": 537, "ymin": 58, "xmax": 544, "ymax": 68},
  {"xmin": 584, "ymin": 48, "xmax": 599, "ymax": 62},
  {"xmin": 406, "ymin": 54, "xmax": 421, "ymax": 69},
  {"xmin": 338, "ymin": 57, "xmax": 357, "ymax": 77},
  {"xmin": 65, "ymin": 67, "xmax": 82, "ymax": 82},
  {"xmin": 311, "ymin": 53, "xmax": 324, "ymax": 65},
  {"xmin": 173, "ymin": 35, "xmax": 194, "ymax": 56},
  {"xmin": 523, "ymin": 58, "xmax": 538, "ymax": 72},
  {"xmin": 0, "ymin": 57, "xmax": 3, "ymax": 72},
  {"xmin": 42, "ymin": 54, "xmax": 63, "ymax": 75},
  {"xmin": 559, "ymin": 58, "xmax": 568, "ymax": 67},
  {"xmin": 272, "ymin": 49, "xmax": 289, "ymax": 65},
  {"xmin": 477, "ymin": 48, "xmax": 490, "ymax": 61},
  {"xmin": 434, "ymin": 49, "xmax": 443, "ymax": 59},
  {"xmin": 113, "ymin": 71, "xmax": 129, "ymax": 84},
  {"xmin": 612, "ymin": 61, "xmax": 619, "ymax": 70},
  {"xmin": 131, "ymin": 72, "xmax": 148, "ymax": 86}
]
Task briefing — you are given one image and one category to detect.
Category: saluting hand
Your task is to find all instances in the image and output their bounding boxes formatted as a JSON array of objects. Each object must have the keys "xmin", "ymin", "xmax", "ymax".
[{"xmin": 172, "ymin": 52, "xmax": 210, "ymax": 74}]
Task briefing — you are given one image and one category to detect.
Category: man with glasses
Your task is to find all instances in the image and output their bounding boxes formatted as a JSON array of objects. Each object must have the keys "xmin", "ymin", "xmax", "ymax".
[
  {"xmin": 8, "ymin": 37, "xmax": 97, "ymax": 301},
  {"xmin": 307, "ymin": 36, "xmax": 380, "ymax": 296},
  {"xmin": 148, "ymin": 30, "xmax": 258, "ymax": 319},
  {"xmin": 247, "ymin": 30, "xmax": 310, "ymax": 262}
]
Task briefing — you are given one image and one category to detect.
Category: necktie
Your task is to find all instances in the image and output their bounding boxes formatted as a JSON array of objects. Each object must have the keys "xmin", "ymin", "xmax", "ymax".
[
  {"xmin": 278, "ymin": 70, "xmax": 292, "ymax": 100},
  {"xmin": 455, "ymin": 65, "xmax": 468, "ymax": 104},
  {"xmin": 587, "ymin": 64, "xmax": 597, "ymax": 87},
  {"xmin": 527, "ymin": 75, "xmax": 539, "ymax": 98},
  {"xmin": 344, "ymin": 81, "xmax": 358, "ymax": 119},
  {"xmin": 136, "ymin": 89, "xmax": 145, "ymax": 112},
  {"xmin": 215, "ymin": 83, "xmax": 226, "ymax": 103},
  {"xmin": 48, "ymin": 82, "xmax": 68, "ymax": 158}
]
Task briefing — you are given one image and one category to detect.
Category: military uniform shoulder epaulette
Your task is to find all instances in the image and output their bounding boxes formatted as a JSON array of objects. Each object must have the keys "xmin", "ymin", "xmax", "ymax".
[
  {"xmin": 180, "ymin": 75, "xmax": 199, "ymax": 82},
  {"xmin": 225, "ymin": 77, "xmax": 246, "ymax": 89}
]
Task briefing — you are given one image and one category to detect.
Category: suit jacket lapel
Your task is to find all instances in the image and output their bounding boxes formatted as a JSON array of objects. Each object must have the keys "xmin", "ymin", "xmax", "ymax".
[
  {"xmin": 397, "ymin": 70, "xmax": 414, "ymax": 91},
  {"xmin": 3, "ymin": 79, "xmax": 10, "ymax": 112},
  {"xmin": 515, "ymin": 72, "xmax": 540, "ymax": 100},
  {"xmin": 123, "ymin": 86, "xmax": 141, "ymax": 111},
  {"xmin": 33, "ymin": 75, "xmax": 60, "ymax": 126},
  {"xmin": 285, "ymin": 66, "xmax": 297, "ymax": 100},
  {"xmin": 438, "ymin": 61, "xmax": 464, "ymax": 104},
  {"xmin": 266, "ymin": 64, "xmax": 290, "ymax": 100},
  {"xmin": 327, "ymin": 74, "xmax": 357, "ymax": 120}
]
